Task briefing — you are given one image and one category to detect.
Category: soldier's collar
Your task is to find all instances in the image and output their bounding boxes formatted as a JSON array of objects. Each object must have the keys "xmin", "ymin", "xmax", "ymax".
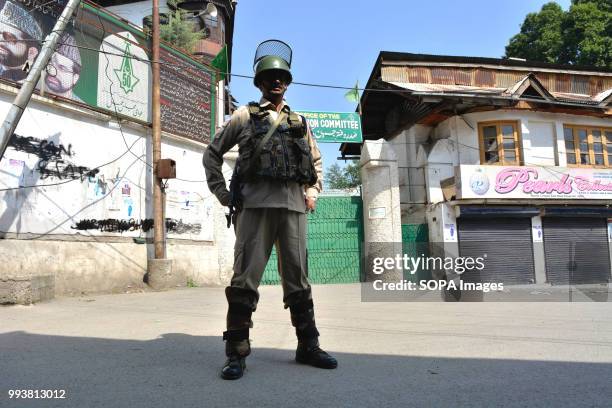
[{"xmin": 259, "ymin": 98, "xmax": 291, "ymax": 113}]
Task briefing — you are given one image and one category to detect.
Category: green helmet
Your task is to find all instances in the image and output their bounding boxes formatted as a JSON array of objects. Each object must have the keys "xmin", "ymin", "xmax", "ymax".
[
  {"xmin": 253, "ymin": 55, "xmax": 292, "ymax": 86},
  {"xmin": 253, "ymin": 40, "xmax": 293, "ymax": 87}
]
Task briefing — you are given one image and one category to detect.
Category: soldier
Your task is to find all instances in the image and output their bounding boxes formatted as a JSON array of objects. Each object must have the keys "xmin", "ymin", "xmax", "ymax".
[{"xmin": 203, "ymin": 40, "xmax": 337, "ymax": 380}]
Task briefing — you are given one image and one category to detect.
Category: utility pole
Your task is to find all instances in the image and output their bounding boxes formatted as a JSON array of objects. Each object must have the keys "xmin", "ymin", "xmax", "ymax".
[
  {"xmin": 147, "ymin": 0, "xmax": 176, "ymax": 289},
  {"xmin": 0, "ymin": 0, "xmax": 82, "ymax": 159},
  {"xmin": 152, "ymin": 0, "xmax": 164, "ymax": 259}
]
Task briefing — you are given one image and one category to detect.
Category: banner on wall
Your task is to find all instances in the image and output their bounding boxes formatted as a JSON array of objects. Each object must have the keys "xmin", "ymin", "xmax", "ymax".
[
  {"xmin": 0, "ymin": 0, "xmax": 213, "ymax": 144},
  {"xmin": 458, "ymin": 165, "xmax": 612, "ymax": 200}
]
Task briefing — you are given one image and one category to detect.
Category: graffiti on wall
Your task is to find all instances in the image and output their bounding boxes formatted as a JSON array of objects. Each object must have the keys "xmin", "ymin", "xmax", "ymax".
[
  {"xmin": 72, "ymin": 218, "xmax": 202, "ymax": 235},
  {"xmin": 0, "ymin": 108, "xmax": 213, "ymax": 240},
  {"xmin": 8, "ymin": 133, "xmax": 99, "ymax": 181}
]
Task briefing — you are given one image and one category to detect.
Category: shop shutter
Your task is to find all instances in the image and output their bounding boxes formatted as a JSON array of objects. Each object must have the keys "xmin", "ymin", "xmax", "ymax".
[
  {"xmin": 542, "ymin": 217, "xmax": 611, "ymax": 284},
  {"xmin": 457, "ymin": 218, "xmax": 535, "ymax": 284}
]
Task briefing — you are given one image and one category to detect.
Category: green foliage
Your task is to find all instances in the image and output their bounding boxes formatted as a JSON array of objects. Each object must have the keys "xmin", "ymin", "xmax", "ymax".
[
  {"xmin": 159, "ymin": 11, "xmax": 204, "ymax": 53},
  {"xmin": 562, "ymin": 1, "xmax": 612, "ymax": 67},
  {"xmin": 505, "ymin": 3, "xmax": 565, "ymax": 64},
  {"xmin": 325, "ymin": 161, "xmax": 361, "ymax": 189},
  {"xmin": 505, "ymin": 0, "xmax": 611, "ymax": 68},
  {"xmin": 186, "ymin": 278, "xmax": 198, "ymax": 288}
]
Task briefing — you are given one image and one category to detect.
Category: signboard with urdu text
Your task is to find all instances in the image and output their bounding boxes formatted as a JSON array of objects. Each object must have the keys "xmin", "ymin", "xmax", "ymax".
[{"xmin": 295, "ymin": 111, "xmax": 362, "ymax": 143}]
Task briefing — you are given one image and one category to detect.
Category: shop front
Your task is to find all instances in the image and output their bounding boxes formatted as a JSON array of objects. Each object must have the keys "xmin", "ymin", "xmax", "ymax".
[{"xmin": 448, "ymin": 165, "xmax": 612, "ymax": 285}]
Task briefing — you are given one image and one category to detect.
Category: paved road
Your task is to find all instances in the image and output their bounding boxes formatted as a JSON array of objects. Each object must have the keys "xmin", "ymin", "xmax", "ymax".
[{"xmin": 1, "ymin": 283, "xmax": 612, "ymax": 407}]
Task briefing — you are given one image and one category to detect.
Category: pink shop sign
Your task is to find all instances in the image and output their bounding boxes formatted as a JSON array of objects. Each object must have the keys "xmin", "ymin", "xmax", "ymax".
[{"xmin": 459, "ymin": 165, "xmax": 612, "ymax": 199}]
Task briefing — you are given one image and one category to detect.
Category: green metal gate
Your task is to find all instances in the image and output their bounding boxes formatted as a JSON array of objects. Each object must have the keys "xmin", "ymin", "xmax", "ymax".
[
  {"xmin": 262, "ymin": 195, "xmax": 363, "ymax": 285},
  {"xmin": 401, "ymin": 223, "xmax": 430, "ymax": 282}
]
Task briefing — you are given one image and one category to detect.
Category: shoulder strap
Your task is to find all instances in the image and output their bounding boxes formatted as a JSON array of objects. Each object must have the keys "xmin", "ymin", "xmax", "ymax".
[
  {"xmin": 288, "ymin": 111, "xmax": 307, "ymax": 137},
  {"xmin": 247, "ymin": 102, "xmax": 261, "ymax": 115}
]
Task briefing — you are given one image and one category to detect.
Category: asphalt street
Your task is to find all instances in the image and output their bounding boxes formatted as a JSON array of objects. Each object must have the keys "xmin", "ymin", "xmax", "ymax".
[{"xmin": 1, "ymin": 283, "xmax": 612, "ymax": 408}]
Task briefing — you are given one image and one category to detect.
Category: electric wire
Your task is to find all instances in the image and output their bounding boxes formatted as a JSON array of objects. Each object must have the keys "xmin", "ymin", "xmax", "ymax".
[
  {"xmin": 0, "ymin": 38, "xmax": 410, "ymax": 94},
  {"xmin": 21, "ymin": 152, "xmax": 145, "ymax": 240},
  {"xmin": 2, "ymin": 11, "xmax": 609, "ymax": 193},
  {"xmin": 90, "ymin": 10, "xmax": 210, "ymax": 184},
  {"xmin": 0, "ymin": 134, "xmax": 144, "ymax": 191},
  {"xmin": 1, "ymin": 5, "xmax": 608, "ymax": 271}
]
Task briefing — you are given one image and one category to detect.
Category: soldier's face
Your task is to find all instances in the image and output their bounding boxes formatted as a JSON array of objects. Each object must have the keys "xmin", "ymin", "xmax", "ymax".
[
  {"xmin": 0, "ymin": 22, "xmax": 36, "ymax": 67},
  {"xmin": 258, "ymin": 69, "xmax": 290, "ymax": 99}
]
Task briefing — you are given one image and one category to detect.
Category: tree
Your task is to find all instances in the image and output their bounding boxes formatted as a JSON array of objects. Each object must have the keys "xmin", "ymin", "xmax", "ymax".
[
  {"xmin": 505, "ymin": 0, "xmax": 611, "ymax": 68},
  {"xmin": 325, "ymin": 161, "xmax": 361, "ymax": 189},
  {"xmin": 505, "ymin": 2, "xmax": 565, "ymax": 64},
  {"xmin": 561, "ymin": 0, "xmax": 612, "ymax": 67},
  {"xmin": 159, "ymin": 11, "xmax": 204, "ymax": 53}
]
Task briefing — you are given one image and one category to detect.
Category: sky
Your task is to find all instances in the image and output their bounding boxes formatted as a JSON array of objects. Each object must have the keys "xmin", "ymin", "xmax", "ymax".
[{"xmin": 227, "ymin": 0, "xmax": 573, "ymax": 173}]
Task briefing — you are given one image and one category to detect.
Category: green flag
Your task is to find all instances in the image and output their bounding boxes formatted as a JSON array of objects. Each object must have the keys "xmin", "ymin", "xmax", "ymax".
[
  {"xmin": 211, "ymin": 45, "xmax": 228, "ymax": 81},
  {"xmin": 344, "ymin": 80, "xmax": 359, "ymax": 102}
]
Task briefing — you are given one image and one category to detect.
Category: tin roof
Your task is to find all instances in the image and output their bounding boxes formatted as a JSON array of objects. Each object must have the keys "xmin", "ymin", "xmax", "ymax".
[
  {"xmin": 378, "ymin": 52, "xmax": 612, "ymax": 75},
  {"xmin": 340, "ymin": 52, "xmax": 611, "ymax": 157},
  {"xmin": 380, "ymin": 65, "xmax": 612, "ymax": 106}
]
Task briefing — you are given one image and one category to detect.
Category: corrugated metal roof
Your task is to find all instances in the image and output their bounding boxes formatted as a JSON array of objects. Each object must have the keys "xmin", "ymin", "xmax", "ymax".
[
  {"xmin": 496, "ymin": 71, "xmax": 525, "ymax": 88},
  {"xmin": 387, "ymin": 81, "xmax": 606, "ymax": 106},
  {"xmin": 551, "ymin": 92, "xmax": 600, "ymax": 105},
  {"xmin": 381, "ymin": 64, "xmax": 611, "ymax": 106},
  {"xmin": 378, "ymin": 52, "xmax": 612, "ymax": 75},
  {"xmin": 388, "ymin": 81, "xmax": 505, "ymax": 94}
]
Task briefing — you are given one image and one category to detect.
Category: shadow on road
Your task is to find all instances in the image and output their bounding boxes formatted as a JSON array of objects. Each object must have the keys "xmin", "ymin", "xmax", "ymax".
[{"xmin": 1, "ymin": 331, "xmax": 611, "ymax": 407}]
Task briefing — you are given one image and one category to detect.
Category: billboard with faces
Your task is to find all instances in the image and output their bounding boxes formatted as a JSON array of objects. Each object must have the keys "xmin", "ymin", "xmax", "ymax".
[{"xmin": 0, "ymin": 0, "xmax": 214, "ymax": 144}]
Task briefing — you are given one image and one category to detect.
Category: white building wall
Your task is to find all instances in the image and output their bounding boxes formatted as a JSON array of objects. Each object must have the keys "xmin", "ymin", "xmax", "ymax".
[
  {"xmin": 420, "ymin": 110, "xmax": 612, "ymax": 202},
  {"xmin": 0, "ymin": 87, "xmax": 228, "ymax": 294}
]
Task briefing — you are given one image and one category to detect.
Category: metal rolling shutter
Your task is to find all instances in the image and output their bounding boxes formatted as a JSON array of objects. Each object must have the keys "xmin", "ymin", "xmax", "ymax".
[
  {"xmin": 542, "ymin": 218, "xmax": 611, "ymax": 285},
  {"xmin": 457, "ymin": 218, "xmax": 535, "ymax": 284}
]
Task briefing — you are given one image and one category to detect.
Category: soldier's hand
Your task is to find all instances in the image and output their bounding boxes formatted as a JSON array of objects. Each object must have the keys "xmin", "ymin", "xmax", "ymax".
[
  {"xmin": 219, "ymin": 190, "xmax": 231, "ymax": 207},
  {"xmin": 305, "ymin": 196, "xmax": 317, "ymax": 212}
]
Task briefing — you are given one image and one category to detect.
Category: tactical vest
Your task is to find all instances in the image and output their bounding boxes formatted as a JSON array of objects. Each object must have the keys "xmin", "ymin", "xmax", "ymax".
[{"xmin": 236, "ymin": 102, "xmax": 317, "ymax": 185}]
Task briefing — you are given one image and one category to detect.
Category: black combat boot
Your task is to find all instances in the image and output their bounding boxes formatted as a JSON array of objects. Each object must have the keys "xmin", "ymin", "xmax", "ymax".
[
  {"xmin": 221, "ymin": 287, "xmax": 257, "ymax": 380},
  {"xmin": 286, "ymin": 289, "xmax": 338, "ymax": 369},
  {"xmin": 295, "ymin": 336, "xmax": 338, "ymax": 369},
  {"xmin": 221, "ymin": 330, "xmax": 249, "ymax": 380}
]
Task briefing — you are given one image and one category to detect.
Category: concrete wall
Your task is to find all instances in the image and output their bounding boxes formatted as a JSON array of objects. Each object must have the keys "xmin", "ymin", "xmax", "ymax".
[
  {"xmin": 360, "ymin": 140, "xmax": 403, "ymax": 282},
  {"xmin": 0, "ymin": 86, "xmax": 230, "ymax": 296},
  {"xmin": 426, "ymin": 202, "xmax": 459, "ymax": 281},
  {"xmin": 389, "ymin": 125, "xmax": 430, "ymax": 225}
]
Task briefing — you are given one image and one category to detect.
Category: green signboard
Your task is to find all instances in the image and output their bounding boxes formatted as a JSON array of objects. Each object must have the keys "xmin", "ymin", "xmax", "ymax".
[{"xmin": 296, "ymin": 111, "xmax": 362, "ymax": 143}]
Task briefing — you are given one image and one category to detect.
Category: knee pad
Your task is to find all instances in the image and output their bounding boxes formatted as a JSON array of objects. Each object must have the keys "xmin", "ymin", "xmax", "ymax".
[
  {"xmin": 283, "ymin": 287, "xmax": 312, "ymax": 309},
  {"xmin": 225, "ymin": 286, "xmax": 259, "ymax": 310},
  {"xmin": 226, "ymin": 301, "xmax": 254, "ymax": 329},
  {"xmin": 288, "ymin": 298, "xmax": 319, "ymax": 340}
]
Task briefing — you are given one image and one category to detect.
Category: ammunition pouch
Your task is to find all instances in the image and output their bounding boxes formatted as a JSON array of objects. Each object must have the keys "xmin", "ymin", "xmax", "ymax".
[{"xmin": 236, "ymin": 102, "xmax": 317, "ymax": 185}]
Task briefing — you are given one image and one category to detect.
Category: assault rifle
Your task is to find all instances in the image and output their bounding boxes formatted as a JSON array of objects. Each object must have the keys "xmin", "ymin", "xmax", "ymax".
[{"xmin": 226, "ymin": 166, "xmax": 242, "ymax": 228}]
